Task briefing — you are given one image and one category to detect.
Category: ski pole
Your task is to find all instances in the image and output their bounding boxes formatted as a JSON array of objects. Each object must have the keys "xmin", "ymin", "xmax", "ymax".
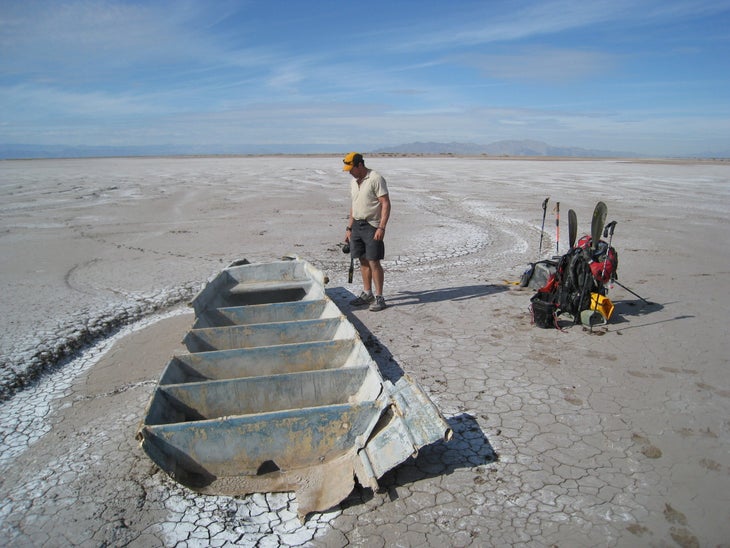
[
  {"xmin": 575, "ymin": 268, "xmax": 592, "ymax": 325},
  {"xmin": 555, "ymin": 202, "xmax": 560, "ymax": 255},
  {"xmin": 587, "ymin": 222, "xmax": 615, "ymax": 330},
  {"xmin": 598, "ymin": 220, "xmax": 652, "ymax": 305},
  {"xmin": 614, "ymin": 280, "xmax": 652, "ymax": 305},
  {"xmin": 601, "ymin": 221, "xmax": 617, "ymax": 281},
  {"xmin": 539, "ymin": 197, "xmax": 549, "ymax": 255}
]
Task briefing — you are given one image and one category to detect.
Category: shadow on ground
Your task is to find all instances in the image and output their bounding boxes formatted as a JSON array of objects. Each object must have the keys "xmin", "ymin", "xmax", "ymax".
[
  {"xmin": 327, "ymin": 286, "xmax": 406, "ymax": 382},
  {"xmin": 327, "ymin": 284, "xmax": 507, "ymax": 382},
  {"xmin": 607, "ymin": 294, "xmax": 698, "ymax": 333},
  {"xmin": 388, "ymin": 284, "xmax": 509, "ymax": 306},
  {"xmin": 326, "ymin": 286, "xmax": 498, "ymax": 515},
  {"xmin": 336, "ymin": 413, "xmax": 498, "ymax": 512}
]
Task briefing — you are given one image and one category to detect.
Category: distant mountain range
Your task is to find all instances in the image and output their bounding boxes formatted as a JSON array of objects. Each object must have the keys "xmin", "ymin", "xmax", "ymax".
[{"xmin": 1, "ymin": 140, "xmax": 727, "ymax": 160}]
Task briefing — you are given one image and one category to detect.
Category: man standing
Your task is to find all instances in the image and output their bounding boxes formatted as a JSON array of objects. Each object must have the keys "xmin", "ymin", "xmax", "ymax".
[{"xmin": 343, "ymin": 152, "xmax": 391, "ymax": 311}]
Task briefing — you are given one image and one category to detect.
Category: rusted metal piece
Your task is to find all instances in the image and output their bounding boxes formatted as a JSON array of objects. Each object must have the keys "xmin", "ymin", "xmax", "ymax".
[{"xmin": 137, "ymin": 256, "xmax": 451, "ymax": 519}]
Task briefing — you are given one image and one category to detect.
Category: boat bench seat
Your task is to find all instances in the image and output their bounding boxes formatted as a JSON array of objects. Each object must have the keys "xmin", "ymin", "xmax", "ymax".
[{"xmin": 228, "ymin": 280, "xmax": 312, "ymax": 294}]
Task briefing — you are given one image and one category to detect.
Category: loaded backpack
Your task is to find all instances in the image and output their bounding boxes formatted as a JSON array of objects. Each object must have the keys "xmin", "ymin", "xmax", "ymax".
[{"xmin": 529, "ymin": 202, "xmax": 618, "ymax": 329}]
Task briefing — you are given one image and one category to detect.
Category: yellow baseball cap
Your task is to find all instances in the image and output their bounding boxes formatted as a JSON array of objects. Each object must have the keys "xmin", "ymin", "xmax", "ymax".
[{"xmin": 342, "ymin": 152, "xmax": 363, "ymax": 171}]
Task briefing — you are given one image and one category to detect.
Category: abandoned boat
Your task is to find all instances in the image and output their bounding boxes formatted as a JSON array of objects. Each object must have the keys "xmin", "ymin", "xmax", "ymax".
[{"xmin": 137, "ymin": 256, "xmax": 451, "ymax": 518}]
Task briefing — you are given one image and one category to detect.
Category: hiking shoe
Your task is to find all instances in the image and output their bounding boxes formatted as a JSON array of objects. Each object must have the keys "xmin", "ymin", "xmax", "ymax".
[
  {"xmin": 369, "ymin": 295, "xmax": 386, "ymax": 311},
  {"xmin": 350, "ymin": 292, "xmax": 375, "ymax": 306}
]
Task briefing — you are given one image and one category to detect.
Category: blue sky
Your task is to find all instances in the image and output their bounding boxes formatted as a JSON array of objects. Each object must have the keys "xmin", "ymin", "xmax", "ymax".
[{"xmin": 1, "ymin": 0, "xmax": 729, "ymax": 156}]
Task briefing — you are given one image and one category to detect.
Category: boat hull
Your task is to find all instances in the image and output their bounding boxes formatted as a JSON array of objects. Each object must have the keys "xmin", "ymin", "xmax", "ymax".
[{"xmin": 137, "ymin": 256, "xmax": 451, "ymax": 518}]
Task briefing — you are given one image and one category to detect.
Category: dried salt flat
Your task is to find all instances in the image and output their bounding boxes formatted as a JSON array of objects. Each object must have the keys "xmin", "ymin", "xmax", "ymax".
[
  {"xmin": 0, "ymin": 308, "xmax": 190, "ymax": 467},
  {"xmin": 1, "ymin": 156, "xmax": 729, "ymax": 546}
]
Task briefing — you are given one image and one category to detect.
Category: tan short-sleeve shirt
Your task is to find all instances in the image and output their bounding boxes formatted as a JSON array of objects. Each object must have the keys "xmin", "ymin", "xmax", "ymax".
[{"xmin": 350, "ymin": 169, "xmax": 388, "ymax": 226}]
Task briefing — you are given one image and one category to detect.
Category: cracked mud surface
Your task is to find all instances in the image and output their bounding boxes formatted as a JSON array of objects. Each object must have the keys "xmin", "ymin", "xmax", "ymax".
[{"xmin": 1, "ymin": 157, "xmax": 729, "ymax": 546}]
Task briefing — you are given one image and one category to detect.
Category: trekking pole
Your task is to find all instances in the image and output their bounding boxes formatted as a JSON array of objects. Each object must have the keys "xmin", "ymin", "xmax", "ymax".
[
  {"xmin": 539, "ymin": 197, "xmax": 549, "ymax": 255},
  {"xmin": 601, "ymin": 221, "xmax": 617, "ymax": 281},
  {"xmin": 598, "ymin": 220, "xmax": 653, "ymax": 305},
  {"xmin": 614, "ymin": 280, "xmax": 652, "ymax": 305},
  {"xmin": 575, "ymin": 268, "xmax": 592, "ymax": 325},
  {"xmin": 582, "ymin": 220, "xmax": 617, "ymax": 331},
  {"xmin": 555, "ymin": 201, "xmax": 560, "ymax": 255}
]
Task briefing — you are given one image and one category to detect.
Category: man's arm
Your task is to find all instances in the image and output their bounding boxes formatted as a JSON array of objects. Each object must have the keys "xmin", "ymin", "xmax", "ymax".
[
  {"xmin": 375, "ymin": 194, "xmax": 390, "ymax": 241},
  {"xmin": 345, "ymin": 207, "xmax": 354, "ymax": 242}
]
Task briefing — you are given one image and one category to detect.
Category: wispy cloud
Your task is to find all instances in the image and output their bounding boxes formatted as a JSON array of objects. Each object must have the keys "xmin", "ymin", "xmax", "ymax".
[
  {"xmin": 0, "ymin": 84, "xmax": 158, "ymax": 118},
  {"xmin": 0, "ymin": 0, "xmax": 257, "ymax": 85},
  {"xmin": 388, "ymin": 0, "xmax": 730, "ymax": 55},
  {"xmin": 389, "ymin": 0, "xmax": 630, "ymax": 52},
  {"xmin": 458, "ymin": 47, "xmax": 618, "ymax": 83}
]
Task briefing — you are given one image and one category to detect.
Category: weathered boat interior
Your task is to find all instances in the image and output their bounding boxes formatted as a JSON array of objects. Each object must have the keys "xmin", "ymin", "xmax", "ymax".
[{"xmin": 137, "ymin": 257, "xmax": 451, "ymax": 519}]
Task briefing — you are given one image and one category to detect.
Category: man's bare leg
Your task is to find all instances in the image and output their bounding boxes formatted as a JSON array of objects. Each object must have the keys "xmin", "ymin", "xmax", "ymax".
[
  {"xmin": 370, "ymin": 260, "xmax": 384, "ymax": 296},
  {"xmin": 360, "ymin": 258, "xmax": 372, "ymax": 292}
]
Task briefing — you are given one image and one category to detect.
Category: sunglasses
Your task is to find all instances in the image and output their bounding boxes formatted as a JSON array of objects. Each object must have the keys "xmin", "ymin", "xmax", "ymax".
[{"xmin": 343, "ymin": 160, "xmax": 353, "ymax": 166}]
